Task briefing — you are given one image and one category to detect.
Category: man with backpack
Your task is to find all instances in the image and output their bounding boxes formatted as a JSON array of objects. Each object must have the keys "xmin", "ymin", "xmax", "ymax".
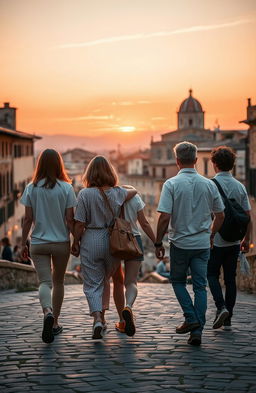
[{"xmin": 207, "ymin": 146, "xmax": 252, "ymax": 331}]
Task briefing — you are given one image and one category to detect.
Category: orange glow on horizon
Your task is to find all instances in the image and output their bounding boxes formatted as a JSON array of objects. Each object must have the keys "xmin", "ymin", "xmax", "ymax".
[{"xmin": 0, "ymin": 1, "xmax": 255, "ymax": 148}]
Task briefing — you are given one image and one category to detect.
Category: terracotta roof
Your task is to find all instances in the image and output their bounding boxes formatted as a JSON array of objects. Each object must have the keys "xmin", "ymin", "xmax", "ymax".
[{"xmin": 0, "ymin": 126, "xmax": 41, "ymax": 140}]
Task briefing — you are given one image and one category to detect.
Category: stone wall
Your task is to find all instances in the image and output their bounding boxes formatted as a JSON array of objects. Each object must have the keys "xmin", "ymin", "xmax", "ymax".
[
  {"xmin": 236, "ymin": 255, "xmax": 256, "ymax": 294},
  {"xmin": 0, "ymin": 260, "xmax": 83, "ymax": 291}
]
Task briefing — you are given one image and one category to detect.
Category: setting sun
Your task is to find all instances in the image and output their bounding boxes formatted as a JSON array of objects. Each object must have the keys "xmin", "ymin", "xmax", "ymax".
[{"xmin": 119, "ymin": 126, "xmax": 136, "ymax": 133}]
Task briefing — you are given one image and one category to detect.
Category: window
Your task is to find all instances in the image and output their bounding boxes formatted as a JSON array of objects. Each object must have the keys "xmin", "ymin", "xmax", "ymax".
[
  {"xmin": 156, "ymin": 149, "xmax": 162, "ymax": 160},
  {"xmin": 189, "ymin": 118, "xmax": 193, "ymax": 126},
  {"xmin": 0, "ymin": 207, "xmax": 5, "ymax": 226},
  {"xmin": 152, "ymin": 167, "xmax": 156, "ymax": 177},
  {"xmin": 4, "ymin": 114, "xmax": 9, "ymax": 125},
  {"xmin": 162, "ymin": 168, "xmax": 166, "ymax": 178},
  {"xmin": 167, "ymin": 149, "xmax": 172, "ymax": 160},
  {"xmin": 203, "ymin": 158, "xmax": 209, "ymax": 176}
]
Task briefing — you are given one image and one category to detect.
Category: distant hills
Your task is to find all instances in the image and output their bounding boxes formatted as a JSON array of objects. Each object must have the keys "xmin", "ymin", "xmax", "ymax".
[{"xmin": 35, "ymin": 130, "xmax": 163, "ymax": 154}]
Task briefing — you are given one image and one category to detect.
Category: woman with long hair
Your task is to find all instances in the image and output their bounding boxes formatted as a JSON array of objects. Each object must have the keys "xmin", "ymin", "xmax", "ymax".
[
  {"xmin": 71, "ymin": 155, "xmax": 137, "ymax": 339},
  {"xmin": 20, "ymin": 149, "xmax": 77, "ymax": 343}
]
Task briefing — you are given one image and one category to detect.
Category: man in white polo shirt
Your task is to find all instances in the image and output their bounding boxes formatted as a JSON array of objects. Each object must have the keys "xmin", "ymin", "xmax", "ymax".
[
  {"xmin": 155, "ymin": 141, "xmax": 225, "ymax": 346},
  {"xmin": 207, "ymin": 146, "xmax": 251, "ymax": 331}
]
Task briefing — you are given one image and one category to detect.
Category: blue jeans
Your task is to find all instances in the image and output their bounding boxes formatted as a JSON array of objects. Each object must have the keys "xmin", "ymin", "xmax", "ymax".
[
  {"xmin": 207, "ymin": 245, "xmax": 240, "ymax": 318},
  {"xmin": 170, "ymin": 244, "xmax": 210, "ymax": 335}
]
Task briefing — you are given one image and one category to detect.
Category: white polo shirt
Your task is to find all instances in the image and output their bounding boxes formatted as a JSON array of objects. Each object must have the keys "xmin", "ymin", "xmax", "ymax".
[{"xmin": 157, "ymin": 168, "xmax": 224, "ymax": 249}]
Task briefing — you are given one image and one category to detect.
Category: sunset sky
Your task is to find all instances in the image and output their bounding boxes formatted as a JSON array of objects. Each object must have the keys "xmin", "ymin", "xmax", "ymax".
[{"xmin": 1, "ymin": 0, "xmax": 256, "ymax": 146}]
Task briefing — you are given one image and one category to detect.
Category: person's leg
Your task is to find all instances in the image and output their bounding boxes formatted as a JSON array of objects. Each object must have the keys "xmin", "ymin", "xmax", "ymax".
[
  {"xmin": 80, "ymin": 254, "xmax": 105, "ymax": 320},
  {"xmin": 223, "ymin": 245, "xmax": 240, "ymax": 319},
  {"xmin": 30, "ymin": 244, "xmax": 54, "ymax": 343},
  {"xmin": 30, "ymin": 244, "xmax": 52, "ymax": 315},
  {"xmin": 189, "ymin": 249, "xmax": 210, "ymax": 336},
  {"xmin": 170, "ymin": 245, "xmax": 199, "ymax": 328},
  {"xmin": 207, "ymin": 246, "xmax": 225, "ymax": 310},
  {"xmin": 51, "ymin": 242, "xmax": 70, "ymax": 329},
  {"xmin": 112, "ymin": 264, "xmax": 125, "ymax": 322},
  {"xmin": 124, "ymin": 260, "xmax": 141, "ymax": 308}
]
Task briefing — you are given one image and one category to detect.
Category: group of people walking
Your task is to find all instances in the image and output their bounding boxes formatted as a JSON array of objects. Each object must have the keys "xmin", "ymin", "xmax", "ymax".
[{"xmin": 20, "ymin": 141, "xmax": 251, "ymax": 346}]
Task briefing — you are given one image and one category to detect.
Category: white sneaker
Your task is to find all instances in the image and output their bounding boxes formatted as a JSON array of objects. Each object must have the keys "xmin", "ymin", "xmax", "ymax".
[
  {"xmin": 213, "ymin": 307, "xmax": 229, "ymax": 329},
  {"xmin": 92, "ymin": 321, "xmax": 103, "ymax": 339}
]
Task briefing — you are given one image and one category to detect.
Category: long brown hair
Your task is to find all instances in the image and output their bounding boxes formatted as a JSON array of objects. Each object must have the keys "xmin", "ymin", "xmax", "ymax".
[
  {"xmin": 82, "ymin": 155, "xmax": 118, "ymax": 188},
  {"xmin": 32, "ymin": 149, "xmax": 71, "ymax": 188}
]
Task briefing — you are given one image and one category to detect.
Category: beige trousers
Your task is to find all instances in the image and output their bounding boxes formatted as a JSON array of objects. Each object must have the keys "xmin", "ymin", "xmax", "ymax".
[{"xmin": 31, "ymin": 242, "xmax": 70, "ymax": 318}]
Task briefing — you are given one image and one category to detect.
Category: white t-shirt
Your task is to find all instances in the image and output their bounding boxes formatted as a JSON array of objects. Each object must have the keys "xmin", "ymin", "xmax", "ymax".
[
  {"xmin": 20, "ymin": 179, "xmax": 77, "ymax": 244},
  {"xmin": 124, "ymin": 195, "xmax": 145, "ymax": 236},
  {"xmin": 213, "ymin": 172, "xmax": 251, "ymax": 247}
]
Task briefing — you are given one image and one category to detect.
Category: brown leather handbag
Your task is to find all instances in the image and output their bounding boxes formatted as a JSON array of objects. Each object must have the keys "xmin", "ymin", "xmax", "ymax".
[{"xmin": 99, "ymin": 188, "xmax": 143, "ymax": 260}]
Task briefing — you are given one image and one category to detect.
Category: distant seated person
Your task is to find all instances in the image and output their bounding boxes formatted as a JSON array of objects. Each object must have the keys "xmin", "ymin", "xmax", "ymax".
[
  {"xmin": 1, "ymin": 237, "xmax": 13, "ymax": 262},
  {"xmin": 156, "ymin": 256, "xmax": 170, "ymax": 279}
]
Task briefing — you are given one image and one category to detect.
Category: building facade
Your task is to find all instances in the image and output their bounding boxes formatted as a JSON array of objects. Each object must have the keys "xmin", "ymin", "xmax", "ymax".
[{"xmin": 0, "ymin": 103, "xmax": 40, "ymax": 244}]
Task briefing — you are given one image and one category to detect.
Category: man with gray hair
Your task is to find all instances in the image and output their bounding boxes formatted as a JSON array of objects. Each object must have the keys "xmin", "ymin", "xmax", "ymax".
[{"xmin": 155, "ymin": 141, "xmax": 225, "ymax": 346}]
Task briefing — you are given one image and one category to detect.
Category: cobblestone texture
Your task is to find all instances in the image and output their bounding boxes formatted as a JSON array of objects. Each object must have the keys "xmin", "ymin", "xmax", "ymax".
[{"xmin": 0, "ymin": 284, "xmax": 256, "ymax": 393}]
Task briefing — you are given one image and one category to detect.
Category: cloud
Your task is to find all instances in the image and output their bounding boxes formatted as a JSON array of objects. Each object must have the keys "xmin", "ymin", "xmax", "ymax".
[
  {"xmin": 111, "ymin": 100, "xmax": 152, "ymax": 106},
  {"xmin": 56, "ymin": 19, "xmax": 251, "ymax": 49},
  {"xmin": 112, "ymin": 101, "xmax": 134, "ymax": 106},
  {"xmin": 151, "ymin": 117, "xmax": 167, "ymax": 121},
  {"xmin": 55, "ymin": 115, "xmax": 113, "ymax": 122}
]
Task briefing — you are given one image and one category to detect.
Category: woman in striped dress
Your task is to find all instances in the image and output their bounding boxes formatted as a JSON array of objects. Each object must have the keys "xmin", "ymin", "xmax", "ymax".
[{"xmin": 71, "ymin": 156, "xmax": 137, "ymax": 339}]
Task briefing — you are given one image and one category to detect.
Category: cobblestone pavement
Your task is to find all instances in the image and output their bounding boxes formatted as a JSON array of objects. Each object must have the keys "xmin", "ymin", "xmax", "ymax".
[{"xmin": 0, "ymin": 284, "xmax": 256, "ymax": 393}]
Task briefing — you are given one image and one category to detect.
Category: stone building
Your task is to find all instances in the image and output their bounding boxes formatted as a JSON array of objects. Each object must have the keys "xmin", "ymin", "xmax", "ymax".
[
  {"xmin": 62, "ymin": 148, "xmax": 96, "ymax": 191},
  {"xmin": 0, "ymin": 103, "xmax": 40, "ymax": 244},
  {"xmin": 240, "ymin": 98, "xmax": 256, "ymax": 259}
]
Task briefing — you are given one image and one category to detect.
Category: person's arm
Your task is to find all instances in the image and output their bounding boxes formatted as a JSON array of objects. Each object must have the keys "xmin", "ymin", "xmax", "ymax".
[
  {"xmin": 210, "ymin": 211, "xmax": 225, "ymax": 248},
  {"xmin": 65, "ymin": 207, "xmax": 75, "ymax": 236},
  {"xmin": 21, "ymin": 206, "xmax": 33, "ymax": 259},
  {"xmin": 125, "ymin": 188, "xmax": 137, "ymax": 201},
  {"xmin": 71, "ymin": 220, "xmax": 85, "ymax": 257},
  {"xmin": 137, "ymin": 209, "xmax": 155, "ymax": 244},
  {"xmin": 241, "ymin": 211, "xmax": 252, "ymax": 253},
  {"xmin": 155, "ymin": 212, "xmax": 171, "ymax": 259}
]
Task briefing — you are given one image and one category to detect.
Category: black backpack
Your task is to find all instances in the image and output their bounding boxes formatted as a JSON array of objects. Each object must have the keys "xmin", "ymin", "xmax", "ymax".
[{"xmin": 211, "ymin": 178, "xmax": 250, "ymax": 242}]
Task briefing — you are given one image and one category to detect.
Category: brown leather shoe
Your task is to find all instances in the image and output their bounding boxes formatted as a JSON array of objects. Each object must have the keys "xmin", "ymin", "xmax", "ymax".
[{"xmin": 176, "ymin": 321, "xmax": 200, "ymax": 334}]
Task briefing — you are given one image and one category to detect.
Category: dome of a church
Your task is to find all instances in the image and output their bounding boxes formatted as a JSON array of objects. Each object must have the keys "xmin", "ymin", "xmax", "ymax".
[{"xmin": 179, "ymin": 89, "xmax": 203, "ymax": 113}]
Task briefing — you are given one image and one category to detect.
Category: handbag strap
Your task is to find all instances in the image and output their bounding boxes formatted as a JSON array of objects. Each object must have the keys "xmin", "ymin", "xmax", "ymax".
[
  {"xmin": 211, "ymin": 178, "xmax": 227, "ymax": 200},
  {"xmin": 98, "ymin": 187, "xmax": 115, "ymax": 219},
  {"xmin": 98, "ymin": 187, "xmax": 125, "ymax": 220}
]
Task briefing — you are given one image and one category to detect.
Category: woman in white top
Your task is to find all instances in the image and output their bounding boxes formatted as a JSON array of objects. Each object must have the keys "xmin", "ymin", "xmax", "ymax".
[
  {"xmin": 21, "ymin": 149, "xmax": 77, "ymax": 343},
  {"xmin": 112, "ymin": 191, "xmax": 155, "ymax": 336}
]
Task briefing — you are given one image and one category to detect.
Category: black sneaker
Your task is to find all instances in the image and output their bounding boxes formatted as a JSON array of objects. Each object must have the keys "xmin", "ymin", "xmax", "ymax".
[
  {"xmin": 187, "ymin": 334, "xmax": 201, "ymax": 346},
  {"xmin": 213, "ymin": 307, "xmax": 229, "ymax": 329},
  {"xmin": 223, "ymin": 317, "xmax": 232, "ymax": 331}
]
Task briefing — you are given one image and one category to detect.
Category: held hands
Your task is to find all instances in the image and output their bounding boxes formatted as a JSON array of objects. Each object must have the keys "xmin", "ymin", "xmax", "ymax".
[
  {"xmin": 21, "ymin": 245, "xmax": 29, "ymax": 261},
  {"xmin": 210, "ymin": 233, "xmax": 215, "ymax": 249},
  {"xmin": 71, "ymin": 241, "xmax": 80, "ymax": 257},
  {"xmin": 240, "ymin": 239, "xmax": 250, "ymax": 253},
  {"xmin": 155, "ymin": 245, "xmax": 165, "ymax": 259}
]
